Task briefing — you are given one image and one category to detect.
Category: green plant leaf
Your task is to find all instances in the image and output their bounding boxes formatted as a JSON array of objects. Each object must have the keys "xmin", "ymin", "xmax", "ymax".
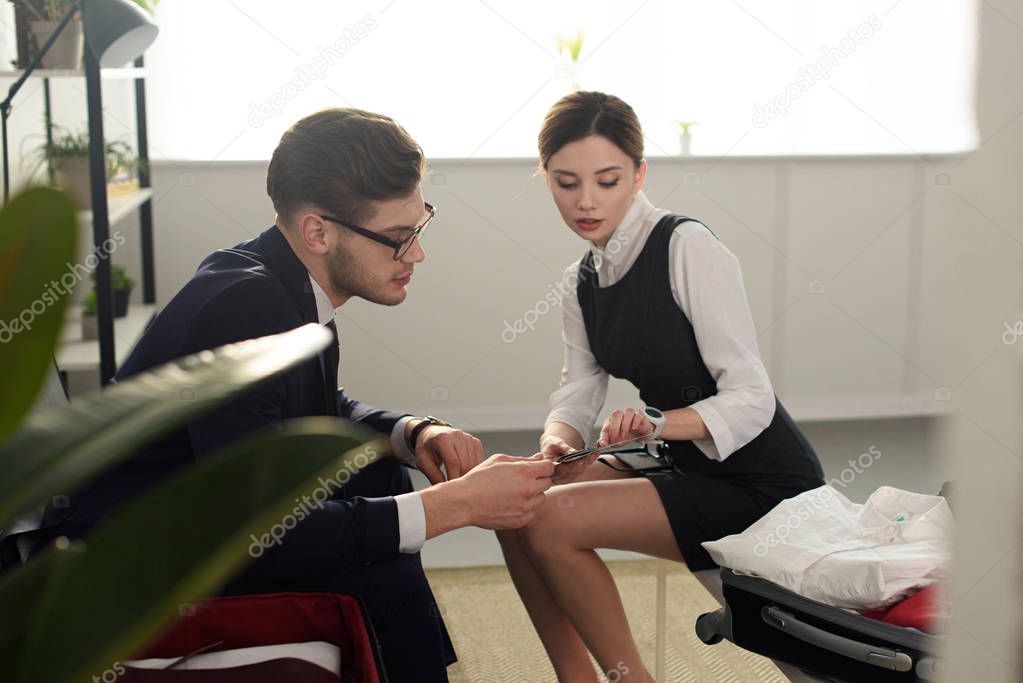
[
  {"xmin": 82, "ymin": 289, "xmax": 97, "ymax": 315},
  {"xmin": 0, "ymin": 536, "xmax": 83, "ymax": 668},
  {"xmin": 0, "ymin": 323, "xmax": 332, "ymax": 529},
  {"xmin": 40, "ymin": 127, "xmax": 138, "ymax": 179},
  {"xmin": 0, "ymin": 187, "xmax": 77, "ymax": 441},
  {"xmin": 5, "ymin": 419, "xmax": 390, "ymax": 682},
  {"xmin": 555, "ymin": 30, "xmax": 584, "ymax": 62}
]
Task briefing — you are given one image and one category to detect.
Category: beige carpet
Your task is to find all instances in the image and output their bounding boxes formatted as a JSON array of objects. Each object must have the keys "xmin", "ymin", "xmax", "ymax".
[{"xmin": 426, "ymin": 559, "xmax": 789, "ymax": 682}]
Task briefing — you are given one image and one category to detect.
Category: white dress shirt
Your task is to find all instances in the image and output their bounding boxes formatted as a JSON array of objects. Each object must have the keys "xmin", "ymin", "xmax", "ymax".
[
  {"xmin": 545, "ymin": 192, "xmax": 777, "ymax": 462},
  {"xmin": 310, "ymin": 276, "xmax": 426, "ymax": 553}
]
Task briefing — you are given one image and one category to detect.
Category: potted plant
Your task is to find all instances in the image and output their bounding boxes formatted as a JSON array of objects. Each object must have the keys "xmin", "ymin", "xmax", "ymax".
[
  {"xmin": 555, "ymin": 29, "xmax": 584, "ymax": 91},
  {"xmin": 676, "ymin": 121, "xmax": 698, "ymax": 156},
  {"xmin": 89, "ymin": 264, "xmax": 134, "ymax": 317},
  {"xmin": 80, "ymin": 289, "xmax": 97, "ymax": 339},
  {"xmin": 82, "ymin": 265, "xmax": 134, "ymax": 338},
  {"xmin": 17, "ymin": 0, "xmax": 83, "ymax": 70},
  {"xmin": 37, "ymin": 128, "xmax": 136, "ymax": 210},
  {"xmin": 111, "ymin": 264, "xmax": 135, "ymax": 317}
]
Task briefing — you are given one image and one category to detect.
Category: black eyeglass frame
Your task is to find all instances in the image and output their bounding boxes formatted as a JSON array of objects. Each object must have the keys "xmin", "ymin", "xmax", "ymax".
[{"xmin": 320, "ymin": 202, "xmax": 436, "ymax": 260}]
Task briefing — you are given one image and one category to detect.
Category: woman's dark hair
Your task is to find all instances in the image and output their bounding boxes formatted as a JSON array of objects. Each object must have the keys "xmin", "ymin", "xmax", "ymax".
[
  {"xmin": 537, "ymin": 91, "xmax": 644, "ymax": 170},
  {"xmin": 267, "ymin": 108, "xmax": 424, "ymax": 228}
]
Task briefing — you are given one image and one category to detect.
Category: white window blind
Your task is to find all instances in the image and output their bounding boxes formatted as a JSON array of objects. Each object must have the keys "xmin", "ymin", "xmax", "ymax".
[{"xmin": 143, "ymin": 0, "xmax": 978, "ymax": 161}]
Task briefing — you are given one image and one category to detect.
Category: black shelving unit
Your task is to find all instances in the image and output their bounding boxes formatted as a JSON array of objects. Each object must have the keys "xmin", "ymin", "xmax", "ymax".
[
  {"xmin": 81, "ymin": 51, "xmax": 155, "ymax": 384},
  {"xmin": 9, "ymin": 56, "xmax": 157, "ymax": 386}
]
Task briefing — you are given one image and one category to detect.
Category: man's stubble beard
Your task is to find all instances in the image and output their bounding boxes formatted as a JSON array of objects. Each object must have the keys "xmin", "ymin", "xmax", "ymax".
[{"xmin": 327, "ymin": 244, "xmax": 403, "ymax": 307}]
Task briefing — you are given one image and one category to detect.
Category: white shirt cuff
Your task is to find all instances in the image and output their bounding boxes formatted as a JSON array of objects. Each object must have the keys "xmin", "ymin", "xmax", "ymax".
[
  {"xmin": 544, "ymin": 410, "xmax": 594, "ymax": 445},
  {"xmin": 390, "ymin": 415, "xmax": 417, "ymax": 467},
  {"xmin": 395, "ymin": 491, "xmax": 426, "ymax": 553},
  {"xmin": 689, "ymin": 401, "xmax": 734, "ymax": 462}
]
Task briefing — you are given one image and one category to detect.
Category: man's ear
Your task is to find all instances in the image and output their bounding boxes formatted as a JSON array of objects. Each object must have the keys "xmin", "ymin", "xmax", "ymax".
[
  {"xmin": 295, "ymin": 212, "xmax": 331, "ymax": 256},
  {"xmin": 633, "ymin": 160, "xmax": 648, "ymax": 195}
]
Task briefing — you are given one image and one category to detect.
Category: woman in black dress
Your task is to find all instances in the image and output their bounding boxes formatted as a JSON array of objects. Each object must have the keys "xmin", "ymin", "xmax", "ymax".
[{"xmin": 497, "ymin": 92, "xmax": 825, "ymax": 682}]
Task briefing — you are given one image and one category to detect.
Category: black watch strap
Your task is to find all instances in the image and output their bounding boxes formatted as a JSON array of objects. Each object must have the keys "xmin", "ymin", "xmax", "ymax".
[{"xmin": 408, "ymin": 416, "xmax": 451, "ymax": 451}]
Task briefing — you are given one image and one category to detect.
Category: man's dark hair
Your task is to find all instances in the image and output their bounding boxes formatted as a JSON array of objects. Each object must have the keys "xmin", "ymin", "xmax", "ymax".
[{"xmin": 267, "ymin": 108, "xmax": 424, "ymax": 228}]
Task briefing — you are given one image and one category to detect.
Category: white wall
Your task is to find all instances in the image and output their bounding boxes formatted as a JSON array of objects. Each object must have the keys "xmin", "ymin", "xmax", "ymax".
[
  {"xmin": 934, "ymin": 1, "xmax": 1023, "ymax": 680},
  {"xmin": 143, "ymin": 153, "xmax": 950, "ymax": 436}
]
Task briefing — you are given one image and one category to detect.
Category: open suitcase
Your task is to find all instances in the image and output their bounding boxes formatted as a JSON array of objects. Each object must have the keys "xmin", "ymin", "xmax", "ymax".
[{"xmin": 695, "ymin": 568, "xmax": 943, "ymax": 682}]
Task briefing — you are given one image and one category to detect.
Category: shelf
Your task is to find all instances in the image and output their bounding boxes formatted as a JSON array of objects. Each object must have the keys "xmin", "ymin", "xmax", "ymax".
[
  {"xmin": 56, "ymin": 303, "xmax": 158, "ymax": 373},
  {"xmin": 0, "ymin": 67, "xmax": 146, "ymax": 80},
  {"xmin": 77, "ymin": 188, "xmax": 152, "ymax": 226}
]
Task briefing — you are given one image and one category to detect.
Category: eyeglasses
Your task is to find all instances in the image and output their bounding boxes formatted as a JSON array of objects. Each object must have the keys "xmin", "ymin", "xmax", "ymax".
[{"xmin": 320, "ymin": 202, "xmax": 436, "ymax": 261}]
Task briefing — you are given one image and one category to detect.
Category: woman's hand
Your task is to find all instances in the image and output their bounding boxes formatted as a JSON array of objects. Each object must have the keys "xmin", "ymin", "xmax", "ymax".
[
  {"xmin": 598, "ymin": 408, "xmax": 654, "ymax": 446},
  {"xmin": 540, "ymin": 435, "xmax": 596, "ymax": 485},
  {"xmin": 539, "ymin": 434, "xmax": 576, "ymax": 460}
]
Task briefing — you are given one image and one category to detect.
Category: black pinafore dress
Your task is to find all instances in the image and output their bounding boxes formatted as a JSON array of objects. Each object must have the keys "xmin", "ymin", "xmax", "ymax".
[{"xmin": 576, "ymin": 215, "xmax": 825, "ymax": 570}]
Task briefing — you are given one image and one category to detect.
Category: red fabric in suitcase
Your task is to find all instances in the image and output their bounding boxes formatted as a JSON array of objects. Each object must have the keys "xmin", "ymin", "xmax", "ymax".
[
  {"xmin": 861, "ymin": 584, "xmax": 946, "ymax": 633},
  {"xmin": 134, "ymin": 592, "xmax": 381, "ymax": 682}
]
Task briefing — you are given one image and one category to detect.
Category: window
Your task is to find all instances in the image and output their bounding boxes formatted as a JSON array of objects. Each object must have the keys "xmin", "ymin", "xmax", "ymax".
[{"xmin": 144, "ymin": 0, "xmax": 978, "ymax": 161}]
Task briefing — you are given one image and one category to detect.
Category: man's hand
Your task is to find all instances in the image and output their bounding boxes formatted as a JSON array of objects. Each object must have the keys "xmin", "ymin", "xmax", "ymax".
[
  {"xmin": 598, "ymin": 408, "xmax": 654, "ymax": 447},
  {"xmin": 412, "ymin": 423, "xmax": 484, "ymax": 484},
  {"xmin": 419, "ymin": 454, "xmax": 556, "ymax": 537}
]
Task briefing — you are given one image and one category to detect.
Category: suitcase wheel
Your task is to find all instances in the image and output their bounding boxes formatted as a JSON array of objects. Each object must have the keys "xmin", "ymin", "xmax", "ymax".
[{"xmin": 695, "ymin": 611, "xmax": 725, "ymax": 645}]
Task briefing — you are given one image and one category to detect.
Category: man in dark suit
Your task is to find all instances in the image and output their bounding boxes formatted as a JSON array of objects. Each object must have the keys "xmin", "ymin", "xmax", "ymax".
[{"xmin": 37, "ymin": 109, "xmax": 556, "ymax": 681}]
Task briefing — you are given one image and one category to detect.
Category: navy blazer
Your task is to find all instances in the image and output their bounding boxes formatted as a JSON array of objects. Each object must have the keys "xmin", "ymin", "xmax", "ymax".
[{"xmin": 36, "ymin": 226, "xmax": 410, "ymax": 568}]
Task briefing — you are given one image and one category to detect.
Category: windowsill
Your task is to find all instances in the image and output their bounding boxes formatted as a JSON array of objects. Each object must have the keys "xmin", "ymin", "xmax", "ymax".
[{"xmin": 148, "ymin": 150, "xmax": 971, "ymax": 167}]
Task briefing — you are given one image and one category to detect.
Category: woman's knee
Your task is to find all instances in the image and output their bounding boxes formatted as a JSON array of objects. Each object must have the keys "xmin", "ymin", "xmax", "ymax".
[{"xmin": 519, "ymin": 492, "xmax": 579, "ymax": 556}]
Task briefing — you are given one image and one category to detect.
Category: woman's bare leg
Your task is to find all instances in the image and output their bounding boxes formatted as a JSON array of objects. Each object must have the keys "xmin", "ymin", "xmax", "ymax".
[
  {"xmin": 497, "ymin": 526, "xmax": 594, "ymax": 681},
  {"xmin": 518, "ymin": 474, "xmax": 682, "ymax": 682},
  {"xmin": 497, "ymin": 460, "xmax": 636, "ymax": 681}
]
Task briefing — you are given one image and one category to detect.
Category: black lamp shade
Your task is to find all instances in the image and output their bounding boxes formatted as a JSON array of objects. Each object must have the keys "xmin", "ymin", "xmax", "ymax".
[{"xmin": 82, "ymin": 0, "xmax": 159, "ymax": 67}]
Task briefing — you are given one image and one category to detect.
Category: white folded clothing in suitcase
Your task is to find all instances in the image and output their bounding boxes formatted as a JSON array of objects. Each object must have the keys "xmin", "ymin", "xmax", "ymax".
[
  {"xmin": 701, "ymin": 485, "xmax": 953, "ymax": 610},
  {"xmin": 127, "ymin": 641, "xmax": 341, "ymax": 673}
]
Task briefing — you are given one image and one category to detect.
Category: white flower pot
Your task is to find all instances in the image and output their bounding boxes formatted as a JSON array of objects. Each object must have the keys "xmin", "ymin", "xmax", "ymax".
[{"xmin": 679, "ymin": 131, "xmax": 692, "ymax": 156}]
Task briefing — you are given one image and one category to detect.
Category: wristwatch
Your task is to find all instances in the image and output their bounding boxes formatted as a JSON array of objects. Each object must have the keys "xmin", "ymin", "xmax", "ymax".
[
  {"xmin": 408, "ymin": 415, "xmax": 452, "ymax": 451},
  {"xmin": 643, "ymin": 406, "xmax": 666, "ymax": 440}
]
